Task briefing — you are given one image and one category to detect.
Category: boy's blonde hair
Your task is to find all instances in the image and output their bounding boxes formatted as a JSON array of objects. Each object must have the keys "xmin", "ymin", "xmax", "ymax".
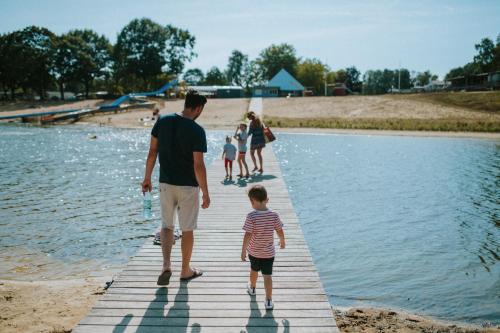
[
  {"xmin": 240, "ymin": 123, "xmax": 247, "ymax": 129},
  {"xmin": 248, "ymin": 185, "xmax": 267, "ymax": 202}
]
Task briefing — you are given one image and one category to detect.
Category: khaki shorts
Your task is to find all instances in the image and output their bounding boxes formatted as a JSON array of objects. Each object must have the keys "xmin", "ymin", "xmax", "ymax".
[{"xmin": 159, "ymin": 183, "xmax": 199, "ymax": 231}]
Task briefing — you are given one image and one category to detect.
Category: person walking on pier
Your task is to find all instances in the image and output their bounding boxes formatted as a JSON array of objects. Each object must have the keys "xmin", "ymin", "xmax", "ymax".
[
  {"xmin": 142, "ymin": 90, "xmax": 210, "ymax": 285},
  {"xmin": 241, "ymin": 185, "xmax": 286, "ymax": 310},
  {"xmin": 247, "ymin": 111, "xmax": 266, "ymax": 174}
]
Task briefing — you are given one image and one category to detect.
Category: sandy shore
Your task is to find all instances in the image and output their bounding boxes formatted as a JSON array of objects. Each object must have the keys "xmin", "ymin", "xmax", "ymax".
[
  {"xmin": 0, "ymin": 278, "xmax": 107, "ymax": 333},
  {"xmin": 333, "ymin": 308, "xmax": 499, "ymax": 333},
  {"xmin": 82, "ymin": 98, "xmax": 249, "ymax": 130},
  {"xmin": 263, "ymin": 95, "xmax": 499, "ymax": 121}
]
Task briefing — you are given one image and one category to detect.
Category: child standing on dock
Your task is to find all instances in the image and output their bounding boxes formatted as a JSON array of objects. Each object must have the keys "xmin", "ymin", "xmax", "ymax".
[
  {"xmin": 241, "ymin": 185, "xmax": 285, "ymax": 310},
  {"xmin": 222, "ymin": 136, "xmax": 237, "ymax": 180},
  {"xmin": 234, "ymin": 123, "xmax": 250, "ymax": 178}
]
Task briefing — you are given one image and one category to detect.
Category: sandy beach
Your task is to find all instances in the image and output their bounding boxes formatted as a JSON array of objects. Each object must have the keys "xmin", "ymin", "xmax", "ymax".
[
  {"xmin": 333, "ymin": 308, "xmax": 499, "ymax": 333},
  {"xmin": 0, "ymin": 278, "xmax": 107, "ymax": 333},
  {"xmin": 263, "ymin": 95, "xmax": 498, "ymax": 121}
]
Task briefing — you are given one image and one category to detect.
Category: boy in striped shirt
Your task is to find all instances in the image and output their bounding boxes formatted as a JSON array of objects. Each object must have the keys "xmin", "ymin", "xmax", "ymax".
[{"xmin": 241, "ymin": 185, "xmax": 286, "ymax": 310}]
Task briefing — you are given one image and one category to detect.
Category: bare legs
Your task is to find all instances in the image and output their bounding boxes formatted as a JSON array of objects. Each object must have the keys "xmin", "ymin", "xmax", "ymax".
[
  {"xmin": 180, "ymin": 230, "xmax": 195, "ymax": 278},
  {"xmin": 257, "ymin": 148, "xmax": 263, "ymax": 173},
  {"xmin": 162, "ymin": 228, "xmax": 196, "ymax": 278},
  {"xmin": 249, "ymin": 269, "xmax": 258, "ymax": 288},
  {"xmin": 160, "ymin": 228, "xmax": 175, "ymax": 273},
  {"xmin": 250, "ymin": 149, "xmax": 258, "ymax": 171},
  {"xmin": 249, "ymin": 270, "xmax": 273, "ymax": 300},
  {"xmin": 250, "ymin": 148, "xmax": 264, "ymax": 173},
  {"xmin": 237, "ymin": 154, "xmax": 249, "ymax": 177},
  {"xmin": 263, "ymin": 275, "xmax": 272, "ymax": 300}
]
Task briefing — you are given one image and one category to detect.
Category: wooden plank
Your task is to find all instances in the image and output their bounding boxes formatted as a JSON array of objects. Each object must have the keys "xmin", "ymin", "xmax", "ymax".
[
  {"xmin": 94, "ymin": 300, "xmax": 332, "ymax": 310},
  {"xmin": 78, "ymin": 316, "xmax": 337, "ymax": 327},
  {"xmin": 87, "ymin": 308, "xmax": 333, "ymax": 318},
  {"xmin": 74, "ymin": 144, "xmax": 338, "ymax": 332},
  {"xmin": 100, "ymin": 294, "xmax": 329, "ymax": 303}
]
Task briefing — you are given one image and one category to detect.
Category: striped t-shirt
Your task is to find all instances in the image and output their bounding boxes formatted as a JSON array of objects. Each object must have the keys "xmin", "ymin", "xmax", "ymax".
[{"xmin": 242, "ymin": 209, "xmax": 283, "ymax": 258}]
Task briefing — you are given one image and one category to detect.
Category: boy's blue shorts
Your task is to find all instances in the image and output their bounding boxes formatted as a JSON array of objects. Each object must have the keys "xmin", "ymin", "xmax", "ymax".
[{"xmin": 248, "ymin": 255, "xmax": 275, "ymax": 275}]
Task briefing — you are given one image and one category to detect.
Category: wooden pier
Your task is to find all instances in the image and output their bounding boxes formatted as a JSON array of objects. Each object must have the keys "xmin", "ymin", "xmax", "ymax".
[{"xmin": 73, "ymin": 147, "xmax": 338, "ymax": 333}]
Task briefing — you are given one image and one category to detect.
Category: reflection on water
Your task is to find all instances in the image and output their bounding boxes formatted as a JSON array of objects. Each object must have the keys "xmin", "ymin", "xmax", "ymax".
[
  {"xmin": 0, "ymin": 124, "xmax": 223, "ymax": 280},
  {"xmin": 273, "ymin": 133, "xmax": 499, "ymax": 325}
]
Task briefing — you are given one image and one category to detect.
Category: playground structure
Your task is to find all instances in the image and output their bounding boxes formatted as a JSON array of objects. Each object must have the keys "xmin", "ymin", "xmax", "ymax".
[{"xmin": 0, "ymin": 79, "xmax": 179, "ymax": 124}]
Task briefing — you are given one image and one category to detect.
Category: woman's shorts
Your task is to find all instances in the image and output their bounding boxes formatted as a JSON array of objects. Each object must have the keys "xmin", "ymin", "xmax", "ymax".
[{"xmin": 248, "ymin": 255, "xmax": 275, "ymax": 275}]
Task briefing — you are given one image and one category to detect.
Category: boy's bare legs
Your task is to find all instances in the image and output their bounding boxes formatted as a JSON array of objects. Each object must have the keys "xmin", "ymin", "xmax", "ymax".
[
  {"xmin": 263, "ymin": 274, "xmax": 272, "ymax": 300},
  {"xmin": 249, "ymin": 269, "xmax": 258, "ymax": 288},
  {"xmin": 257, "ymin": 148, "xmax": 263, "ymax": 172},
  {"xmin": 160, "ymin": 228, "xmax": 175, "ymax": 273},
  {"xmin": 250, "ymin": 149, "xmax": 258, "ymax": 171},
  {"xmin": 180, "ymin": 230, "xmax": 196, "ymax": 278},
  {"xmin": 229, "ymin": 163, "xmax": 233, "ymax": 179},
  {"xmin": 224, "ymin": 164, "xmax": 228, "ymax": 178}
]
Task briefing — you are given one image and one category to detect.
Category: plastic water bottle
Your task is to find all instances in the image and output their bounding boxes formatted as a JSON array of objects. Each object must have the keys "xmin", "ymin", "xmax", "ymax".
[{"xmin": 143, "ymin": 191, "xmax": 152, "ymax": 219}]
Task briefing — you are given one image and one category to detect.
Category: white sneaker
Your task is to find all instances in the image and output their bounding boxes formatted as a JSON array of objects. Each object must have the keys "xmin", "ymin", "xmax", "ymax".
[
  {"xmin": 264, "ymin": 298, "xmax": 274, "ymax": 310},
  {"xmin": 246, "ymin": 284, "xmax": 256, "ymax": 296}
]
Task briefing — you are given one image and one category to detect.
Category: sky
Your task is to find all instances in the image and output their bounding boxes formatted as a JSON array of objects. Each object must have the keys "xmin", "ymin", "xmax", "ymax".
[{"xmin": 0, "ymin": 0, "xmax": 499, "ymax": 79}]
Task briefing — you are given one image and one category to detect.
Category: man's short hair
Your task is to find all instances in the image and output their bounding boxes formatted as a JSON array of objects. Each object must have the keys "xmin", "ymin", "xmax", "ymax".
[
  {"xmin": 185, "ymin": 90, "xmax": 207, "ymax": 109},
  {"xmin": 248, "ymin": 185, "xmax": 267, "ymax": 202}
]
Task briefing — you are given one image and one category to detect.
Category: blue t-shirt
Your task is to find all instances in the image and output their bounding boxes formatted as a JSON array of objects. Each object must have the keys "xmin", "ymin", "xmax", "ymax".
[{"xmin": 151, "ymin": 113, "xmax": 207, "ymax": 186}]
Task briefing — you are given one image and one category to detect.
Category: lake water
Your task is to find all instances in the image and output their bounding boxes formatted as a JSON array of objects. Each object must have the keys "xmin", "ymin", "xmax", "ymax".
[
  {"xmin": 273, "ymin": 133, "xmax": 499, "ymax": 325},
  {"xmin": 0, "ymin": 125, "xmax": 223, "ymax": 279},
  {"xmin": 0, "ymin": 125, "xmax": 498, "ymax": 325}
]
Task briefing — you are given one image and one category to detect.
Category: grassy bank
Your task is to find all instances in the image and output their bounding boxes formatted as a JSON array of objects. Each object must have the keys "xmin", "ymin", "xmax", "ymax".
[
  {"xmin": 403, "ymin": 91, "xmax": 500, "ymax": 113},
  {"xmin": 264, "ymin": 116, "xmax": 500, "ymax": 132}
]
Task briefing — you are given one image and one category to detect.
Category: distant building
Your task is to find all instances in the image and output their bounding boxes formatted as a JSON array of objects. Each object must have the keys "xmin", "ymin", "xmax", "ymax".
[
  {"xmin": 187, "ymin": 85, "xmax": 244, "ymax": 98},
  {"xmin": 424, "ymin": 80, "xmax": 448, "ymax": 92},
  {"xmin": 447, "ymin": 71, "xmax": 500, "ymax": 91},
  {"xmin": 252, "ymin": 69, "xmax": 305, "ymax": 97}
]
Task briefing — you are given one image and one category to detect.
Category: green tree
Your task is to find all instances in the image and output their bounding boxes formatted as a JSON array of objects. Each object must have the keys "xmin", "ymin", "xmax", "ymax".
[
  {"xmin": 335, "ymin": 69, "xmax": 347, "ymax": 83},
  {"xmin": 66, "ymin": 29, "xmax": 112, "ymax": 98},
  {"xmin": 183, "ymin": 68, "xmax": 204, "ymax": 85},
  {"xmin": 296, "ymin": 58, "xmax": 328, "ymax": 95},
  {"xmin": 392, "ymin": 68, "xmax": 411, "ymax": 89},
  {"xmin": 345, "ymin": 66, "xmax": 362, "ymax": 92},
  {"xmin": 362, "ymin": 69, "xmax": 394, "ymax": 94},
  {"xmin": 473, "ymin": 38, "xmax": 495, "ymax": 72},
  {"xmin": 164, "ymin": 24, "xmax": 196, "ymax": 75},
  {"xmin": 257, "ymin": 43, "xmax": 299, "ymax": 80},
  {"xmin": 1, "ymin": 27, "xmax": 55, "ymax": 100},
  {"xmin": 113, "ymin": 18, "xmax": 195, "ymax": 91},
  {"xmin": 226, "ymin": 50, "xmax": 249, "ymax": 86},
  {"xmin": 203, "ymin": 67, "xmax": 228, "ymax": 85},
  {"xmin": 415, "ymin": 70, "xmax": 434, "ymax": 86},
  {"xmin": 51, "ymin": 34, "xmax": 87, "ymax": 99}
]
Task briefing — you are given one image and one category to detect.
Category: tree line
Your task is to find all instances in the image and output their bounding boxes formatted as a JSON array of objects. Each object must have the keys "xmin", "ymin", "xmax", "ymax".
[
  {"xmin": 0, "ymin": 18, "xmax": 498, "ymax": 100},
  {"xmin": 0, "ymin": 18, "xmax": 195, "ymax": 100},
  {"xmin": 445, "ymin": 35, "xmax": 500, "ymax": 80}
]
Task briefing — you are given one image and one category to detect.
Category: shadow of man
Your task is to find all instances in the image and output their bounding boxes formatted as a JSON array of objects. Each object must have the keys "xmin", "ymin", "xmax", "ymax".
[
  {"xmin": 245, "ymin": 295, "xmax": 279, "ymax": 333},
  {"xmin": 112, "ymin": 313, "xmax": 133, "ymax": 333},
  {"xmin": 135, "ymin": 282, "xmax": 200, "ymax": 333}
]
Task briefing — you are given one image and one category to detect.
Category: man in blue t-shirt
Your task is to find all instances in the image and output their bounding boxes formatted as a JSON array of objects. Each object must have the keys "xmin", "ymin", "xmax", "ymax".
[{"xmin": 142, "ymin": 90, "xmax": 210, "ymax": 285}]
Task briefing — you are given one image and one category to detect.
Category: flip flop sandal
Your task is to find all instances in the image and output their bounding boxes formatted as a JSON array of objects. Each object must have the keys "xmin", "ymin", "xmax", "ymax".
[
  {"xmin": 157, "ymin": 269, "xmax": 172, "ymax": 286},
  {"xmin": 180, "ymin": 269, "xmax": 203, "ymax": 282}
]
